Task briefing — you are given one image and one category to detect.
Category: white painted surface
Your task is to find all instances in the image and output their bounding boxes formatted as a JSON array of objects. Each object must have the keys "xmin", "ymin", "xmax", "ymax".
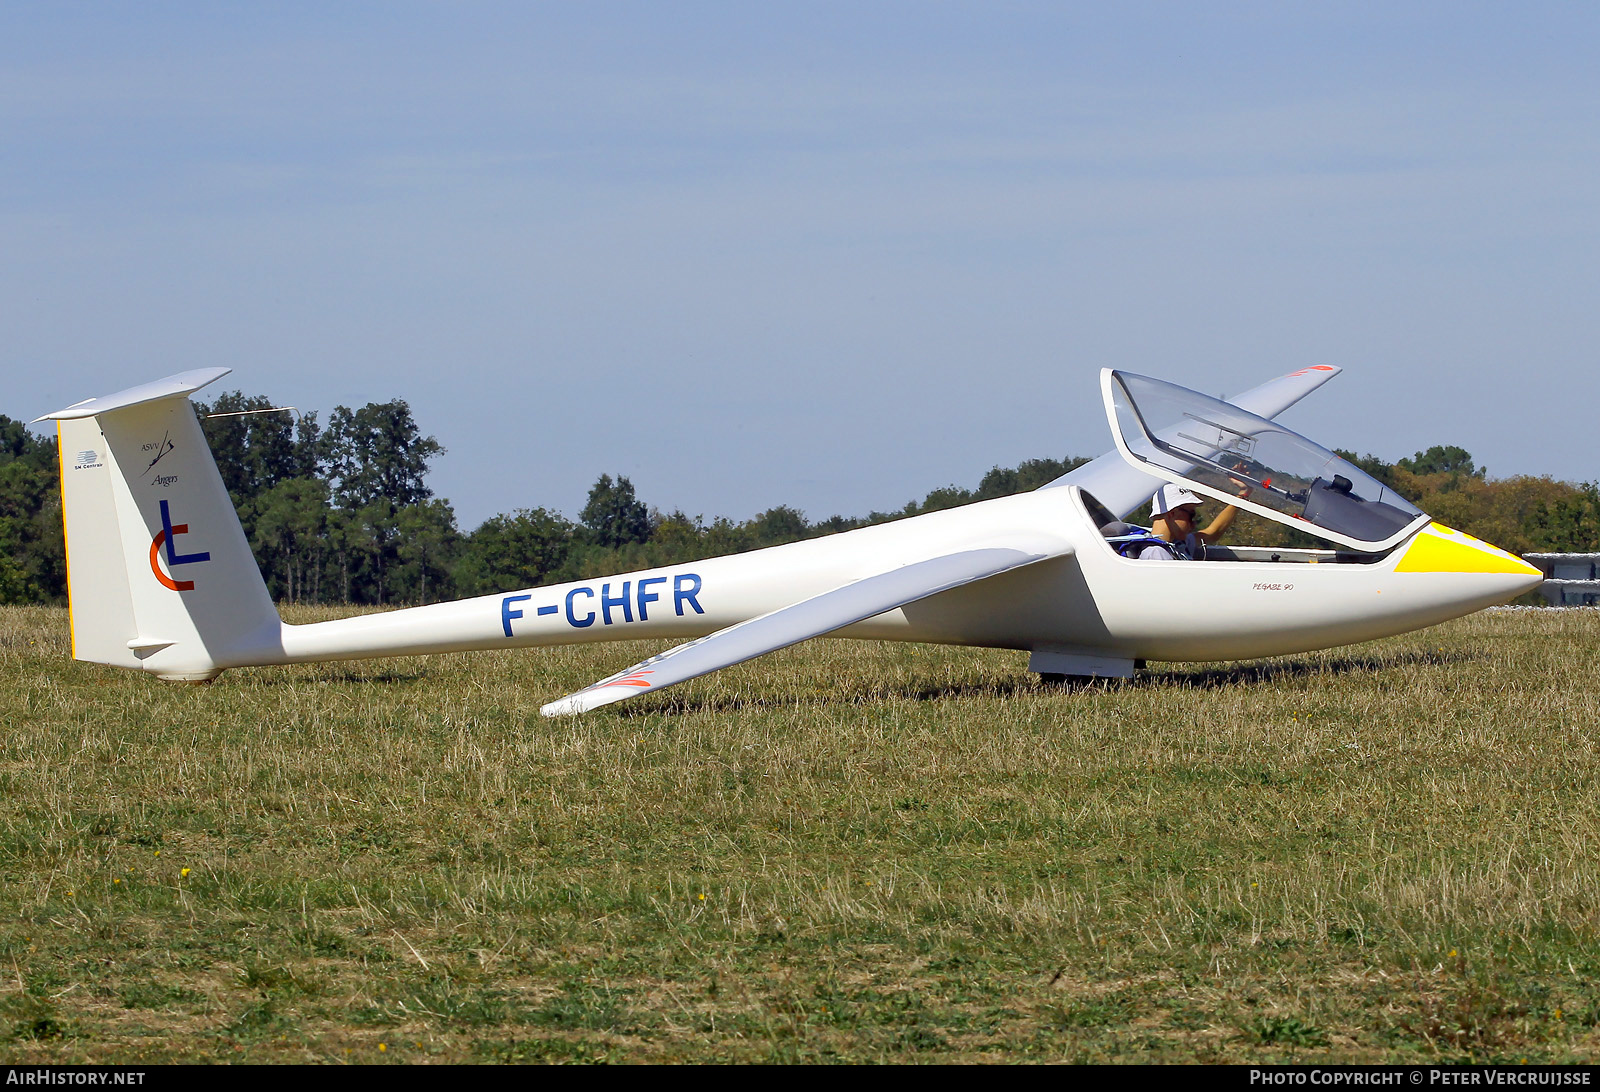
[{"xmin": 42, "ymin": 366, "xmax": 1547, "ymax": 711}]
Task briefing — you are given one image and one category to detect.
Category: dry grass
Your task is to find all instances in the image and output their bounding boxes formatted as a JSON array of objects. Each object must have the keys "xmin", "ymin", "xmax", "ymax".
[{"xmin": 2, "ymin": 605, "xmax": 1598, "ymax": 1062}]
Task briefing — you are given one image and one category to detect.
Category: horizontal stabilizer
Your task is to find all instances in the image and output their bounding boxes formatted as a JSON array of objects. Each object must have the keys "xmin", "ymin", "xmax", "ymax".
[
  {"xmin": 540, "ymin": 542, "xmax": 1071, "ymax": 716},
  {"xmin": 34, "ymin": 368, "xmax": 232, "ymax": 422}
]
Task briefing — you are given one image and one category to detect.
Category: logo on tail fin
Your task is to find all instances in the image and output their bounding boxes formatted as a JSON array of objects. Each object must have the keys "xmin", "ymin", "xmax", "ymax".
[
  {"xmin": 142, "ymin": 432, "xmax": 175, "ymax": 477},
  {"xmin": 149, "ymin": 499, "xmax": 211, "ymax": 591}
]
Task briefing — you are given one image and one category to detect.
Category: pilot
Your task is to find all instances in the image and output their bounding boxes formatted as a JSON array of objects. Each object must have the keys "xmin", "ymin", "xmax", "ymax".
[{"xmin": 1136, "ymin": 483, "xmax": 1250, "ymax": 560}]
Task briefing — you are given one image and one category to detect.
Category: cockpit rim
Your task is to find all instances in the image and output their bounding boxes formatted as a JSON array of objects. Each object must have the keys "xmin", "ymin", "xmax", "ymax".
[{"xmin": 1067, "ymin": 484, "xmax": 1398, "ymax": 567}]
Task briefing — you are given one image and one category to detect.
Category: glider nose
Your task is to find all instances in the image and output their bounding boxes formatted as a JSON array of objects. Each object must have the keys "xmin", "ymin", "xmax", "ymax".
[{"xmin": 1393, "ymin": 522, "xmax": 1545, "ymax": 604}]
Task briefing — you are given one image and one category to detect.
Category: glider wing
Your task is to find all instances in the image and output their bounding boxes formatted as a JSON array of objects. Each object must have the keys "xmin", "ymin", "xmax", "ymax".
[
  {"xmin": 539, "ymin": 541, "xmax": 1071, "ymax": 716},
  {"xmin": 1224, "ymin": 363, "xmax": 1342, "ymax": 419}
]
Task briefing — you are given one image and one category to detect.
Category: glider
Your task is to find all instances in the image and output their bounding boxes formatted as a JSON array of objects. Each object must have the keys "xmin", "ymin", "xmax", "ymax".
[{"xmin": 37, "ymin": 366, "xmax": 1543, "ymax": 713}]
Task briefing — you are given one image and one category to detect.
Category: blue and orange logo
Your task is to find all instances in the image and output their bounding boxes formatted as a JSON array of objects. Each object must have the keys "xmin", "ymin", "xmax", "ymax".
[{"xmin": 149, "ymin": 499, "xmax": 210, "ymax": 591}]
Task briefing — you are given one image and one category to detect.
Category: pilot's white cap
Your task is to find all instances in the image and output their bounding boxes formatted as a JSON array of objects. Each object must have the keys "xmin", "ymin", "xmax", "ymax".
[{"xmin": 1152, "ymin": 484, "xmax": 1204, "ymax": 516}]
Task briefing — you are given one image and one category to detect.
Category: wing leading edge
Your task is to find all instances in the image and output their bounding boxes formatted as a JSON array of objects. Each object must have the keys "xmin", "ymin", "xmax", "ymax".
[{"xmin": 539, "ymin": 541, "xmax": 1072, "ymax": 716}]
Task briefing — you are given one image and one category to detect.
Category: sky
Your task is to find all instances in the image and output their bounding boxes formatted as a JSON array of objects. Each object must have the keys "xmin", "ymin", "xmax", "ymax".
[{"xmin": 4, "ymin": 3, "xmax": 1597, "ymax": 529}]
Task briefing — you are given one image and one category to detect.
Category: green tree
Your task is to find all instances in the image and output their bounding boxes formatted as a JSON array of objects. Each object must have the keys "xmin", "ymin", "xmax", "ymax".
[
  {"xmin": 315, "ymin": 401, "xmax": 451, "ymax": 603},
  {"xmin": 454, "ymin": 508, "xmax": 574, "ymax": 596},
  {"xmin": 338, "ymin": 502, "xmax": 398, "ymax": 604},
  {"xmin": 650, "ymin": 510, "xmax": 706, "ymax": 557},
  {"xmin": 323, "ymin": 401, "xmax": 443, "ymax": 511},
  {"xmin": 246, "ymin": 477, "xmax": 331, "ymax": 604},
  {"xmin": 195, "ymin": 391, "xmax": 317, "ymax": 501},
  {"xmin": 1527, "ymin": 482, "xmax": 1600, "ymax": 552},
  {"xmin": 1416, "ymin": 475, "xmax": 1594, "ymax": 555},
  {"xmin": 579, "ymin": 474, "xmax": 652, "ymax": 549},
  {"xmin": 324, "ymin": 506, "xmax": 363, "ymax": 605},
  {"xmin": 975, "ymin": 457, "xmax": 1090, "ymax": 500},
  {"xmin": 914, "ymin": 486, "xmax": 975, "ymax": 514},
  {"xmin": 742, "ymin": 505, "xmax": 809, "ymax": 547},
  {"xmin": 0, "ymin": 415, "xmax": 58, "ymax": 473},
  {"xmin": 0, "ymin": 416, "xmax": 65, "ymax": 604},
  {"xmin": 1397, "ymin": 445, "xmax": 1480, "ymax": 479},
  {"xmin": 391, "ymin": 500, "xmax": 460, "ymax": 604}
]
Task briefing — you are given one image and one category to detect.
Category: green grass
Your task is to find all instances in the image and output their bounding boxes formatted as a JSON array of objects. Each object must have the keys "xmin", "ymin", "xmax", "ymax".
[{"xmin": 1, "ymin": 604, "xmax": 1598, "ymax": 1063}]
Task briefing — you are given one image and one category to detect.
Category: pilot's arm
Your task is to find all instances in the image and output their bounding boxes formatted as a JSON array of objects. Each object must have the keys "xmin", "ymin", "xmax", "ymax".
[{"xmin": 1196, "ymin": 481, "xmax": 1252, "ymax": 545}]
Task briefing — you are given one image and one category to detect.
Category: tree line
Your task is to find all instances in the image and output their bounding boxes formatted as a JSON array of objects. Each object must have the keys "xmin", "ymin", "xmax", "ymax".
[{"xmin": 3, "ymin": 392, "xmax": 1598, "ymax": 608}]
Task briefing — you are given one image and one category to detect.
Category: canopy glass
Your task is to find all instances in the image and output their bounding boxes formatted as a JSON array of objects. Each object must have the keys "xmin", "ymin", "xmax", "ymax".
[{"xmin": 1103, "ymin": 370, "xmax": 1429, "ymax": 552}]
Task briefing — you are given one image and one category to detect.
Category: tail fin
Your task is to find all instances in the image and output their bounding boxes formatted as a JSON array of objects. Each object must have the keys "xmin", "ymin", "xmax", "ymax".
[{"xmin": 37, "ymin": 370, "xmax": 282, "ymax": 680}]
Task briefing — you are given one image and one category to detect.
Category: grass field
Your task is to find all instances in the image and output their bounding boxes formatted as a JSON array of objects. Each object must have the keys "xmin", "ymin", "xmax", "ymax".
[{"xmin": 2, "ymin": 605, "xmax": 1599, "ymax": 1064}]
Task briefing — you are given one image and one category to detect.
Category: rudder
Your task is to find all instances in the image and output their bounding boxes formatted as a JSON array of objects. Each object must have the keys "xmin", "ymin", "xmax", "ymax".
[{"xmin": 39, "ymin": 370, "xmax": 282, "ymax": 680}]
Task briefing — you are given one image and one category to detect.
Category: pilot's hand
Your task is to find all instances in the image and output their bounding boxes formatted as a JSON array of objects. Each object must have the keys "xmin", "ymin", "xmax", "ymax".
[{"xmin": 1227, "ymin": 472, "xmax": 1252, "ymax": 500}]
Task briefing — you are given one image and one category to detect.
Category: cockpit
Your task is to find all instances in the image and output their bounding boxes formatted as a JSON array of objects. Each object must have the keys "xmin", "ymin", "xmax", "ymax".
[{"xmin": 1092, "ymin": 370, "xmax": 1432, "ymax": 560}]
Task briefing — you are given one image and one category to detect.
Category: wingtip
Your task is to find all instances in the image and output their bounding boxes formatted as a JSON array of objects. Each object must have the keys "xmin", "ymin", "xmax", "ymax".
[
  {"xmin": 540, "ymin": 691, "xmax": 601, "ymax": 716},
  {"xmin": 540, "ymin": 686, "xmax": 638, "ymax": 717}
]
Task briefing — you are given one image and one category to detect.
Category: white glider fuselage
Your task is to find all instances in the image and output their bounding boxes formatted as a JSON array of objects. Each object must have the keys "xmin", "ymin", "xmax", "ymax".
[
  {"xmin": 39, "ymin": 365, "xmax": 1544, "ymax": 711},
  {"xmin": 276, "ymin": 487, "xmax": 1076, "ymax": 666},
  {"xmin": 274, "ymin": 479, "xmax": 1538, "ymax": 669}
]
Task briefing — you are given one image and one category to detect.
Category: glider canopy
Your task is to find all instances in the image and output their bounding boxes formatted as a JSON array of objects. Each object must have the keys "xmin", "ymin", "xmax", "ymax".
[{"xmin": 1102, "ymin": 369, "xmax": 1430, "ymax": 552}]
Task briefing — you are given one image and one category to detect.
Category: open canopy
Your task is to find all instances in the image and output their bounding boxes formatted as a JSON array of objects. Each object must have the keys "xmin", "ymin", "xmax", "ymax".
[{"xmin": 1101, "ymin": 369, "xmax": 1430, "ymax": 552}]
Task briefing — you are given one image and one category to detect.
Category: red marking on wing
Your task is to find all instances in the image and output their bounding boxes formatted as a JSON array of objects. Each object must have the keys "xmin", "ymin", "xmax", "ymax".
[{"xmin": 597, "ymin": 670, "xmax": 655, "ymax": 691}]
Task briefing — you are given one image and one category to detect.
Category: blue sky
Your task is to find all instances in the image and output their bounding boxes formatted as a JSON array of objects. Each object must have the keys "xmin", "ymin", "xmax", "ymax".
[{"xmin": 5, "ymin": 3, "xmax": 1597, "ymax": 527}]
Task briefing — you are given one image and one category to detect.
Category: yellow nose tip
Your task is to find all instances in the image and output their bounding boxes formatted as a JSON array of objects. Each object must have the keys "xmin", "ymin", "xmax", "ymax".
[{"xmin": 1394, "ymin": 523, "xmax": 1542, "ymax": 577}]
